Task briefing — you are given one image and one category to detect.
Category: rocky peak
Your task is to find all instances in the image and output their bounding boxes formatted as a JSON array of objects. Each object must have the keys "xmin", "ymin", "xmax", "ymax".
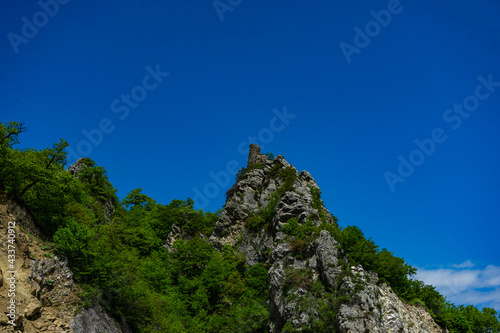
[
  {"xmin": 209, "ymin": 144, "xmax": 447, "ymax": 333},
  {"xmin": 210, "ymin": 144, "xmax": 331, "ymax": 258},
  {"xmin": 67, "ymin": 158, "xmax": 87, "ymax": 176},
  {"xmin": 247, "ymin": 143, "xmax": 268, "ymax": 167},
  {"xmin": 67, "ymin": 158, "xmax": 116, "ymax": 223}
]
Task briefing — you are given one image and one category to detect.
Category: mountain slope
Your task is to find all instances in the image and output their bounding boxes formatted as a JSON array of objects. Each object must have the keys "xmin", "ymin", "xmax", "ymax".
[
  {"xmin": 1, "ymin": 120, "xmax": 498, "ymax": 332},
  {"xmin": 209, "ymin": 144, "xmax": 446, "ymax": 332},
  {"xmin": 0, "ymin": 192, "xmax": 129, "ymax": 333}
]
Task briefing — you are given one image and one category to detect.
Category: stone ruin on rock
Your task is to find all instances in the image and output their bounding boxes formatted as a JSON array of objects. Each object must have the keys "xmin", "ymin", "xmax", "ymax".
[{"xmin": 207, "ymin": 144, "xmax": 447, "ymax": 333}]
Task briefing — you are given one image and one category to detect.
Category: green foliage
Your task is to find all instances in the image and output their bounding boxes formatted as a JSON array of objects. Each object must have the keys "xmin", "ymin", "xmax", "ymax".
[
  {"xmin": 336, "ymin": 225, "xmax": 418, "ymax": 296},
  {"xmin": 148, "ymin": 198, "xmax": 219, "ymax": 239},
  {"xmin": 0, "ymin": 121, "xmax": 26, "ymax": 148},
  {"xmin": 54, "ymin": 218, "xmax": 89, "ymax": 273},
  {"xmin": 2, "ymin": 121, "xmax": 499, "ymax": 333},
  {"xmin": 282, "ymin": 267, "xmax": 313, "ymax": 294},
  {"xmin": 282, "ymin": 217, "xmax": 299, "ymax": 235},
  {"xmin": 264, "ymin": 152, "xmax": 275, "ymax": 160},
  {"xmin": 310, "ymin": 187, "xmax": 329, "ymax": 223},
  {"xmin": 332, "ymin": 223, "xmax": 500, "ymax": 331},
  {"xmin": 72, "ymin": 157, "xmax": 118, "ymax": 206},
  {"xmin": 122, "ymin": 188, "xmax": 156, "ymax": 210},
  {"xmin": 282, "ymin": 322, "xmax": 299, "ymax": 333},
  {"xmin": 247, "ymin": 214, "xmax": 266, "ymax": 231},
  {"xmin": 314, "ymin": 293, "xmax": 338, "ymax": 332},
  {"xmin": 283, "ymin": 217, "xmax": 319, "ymax": 258},
  {"xmin": 245, "ymin": 263, "xmax": 269, "ymax": 299},
  {"xmin": 439, "ymin": 304, "xmax": 500, "ymax": 333},
  {"xmin": 278, "ymin": 166, "xmax": 297, "ymax": 190}
]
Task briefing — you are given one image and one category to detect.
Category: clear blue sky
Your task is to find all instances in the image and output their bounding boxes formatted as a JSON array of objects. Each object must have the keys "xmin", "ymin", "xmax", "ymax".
[{"xmin": 2, "ymin": 0, "xmax": 499, "ymax": 310}]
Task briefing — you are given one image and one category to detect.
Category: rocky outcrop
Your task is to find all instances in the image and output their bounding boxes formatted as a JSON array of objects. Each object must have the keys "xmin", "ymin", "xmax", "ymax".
[
  {"xmin": 209, "ymin": 145, "xmax": 447, "ymax": 332},
  {"xmin": 71, "ymin": 305, "xmax": 128, "ymax": 333},
  {"xmin": 1, "ymin": 193, "xmax": 43, "ymax": 240},
  {"xmin": 67, "ymin": 158, "xmax": 86, "ymax": 176},
  {"xmin": 28, "ymin": 256, "xmax": 75, "ymax": 307},
  {"xmin": 0, "ymin": 192, "xmax": 127, "ymax": 333},
  {"xmin": 163, "ymin": 223, "xmax": 182, "ymax": 252},
  {"xmin": 67, "ymin": 158, "xmax": 115, "ymax": 223},
  {"xmin": 336, "ymin": 263, "xmax": 445, "ymax": 333}
]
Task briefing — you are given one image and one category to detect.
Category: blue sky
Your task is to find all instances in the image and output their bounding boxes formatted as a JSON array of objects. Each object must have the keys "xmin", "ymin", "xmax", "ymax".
[{"xmin": 1, "ymin": 0, "xmax": 499, "ymax": 310}]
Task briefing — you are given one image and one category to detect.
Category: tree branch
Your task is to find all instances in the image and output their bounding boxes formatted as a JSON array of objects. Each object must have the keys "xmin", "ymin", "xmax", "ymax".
[
  {"xmin": 19, "ymin": 179, "xmax": 39, "ymax": 197},
  {"xmin": 5, "ymin": 122, "xmax": 27, "ymax": 139}
]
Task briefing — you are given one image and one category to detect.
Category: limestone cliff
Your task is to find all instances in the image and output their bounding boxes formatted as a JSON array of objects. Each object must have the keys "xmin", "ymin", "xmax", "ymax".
[
  {"xmin": 209, "ymin": 144, "xmax": 447, "ymax": 332},
  {"xmin": 0, "ymin": 193, "xmax": 126, "ymax": 333}
]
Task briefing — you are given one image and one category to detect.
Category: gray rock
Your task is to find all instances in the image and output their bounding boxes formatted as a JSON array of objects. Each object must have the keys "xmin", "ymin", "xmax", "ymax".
[
  {"xmin": 29, "ymin": 255, "xmax": 74, "ymax": 304},
  {"xmin": 315, "ymin": 230, "xmax": 342, "ymax": 289},
  {"xmin": 67, "ymin": 158, "xmax": 86, "ymax": 175},
  {"xmin": 335, "ymin": 265, "xmax": 448, "ymax": 333},
  {"xmin": 163, "ymin": 223, "xmax": 182, "ymax": 252},
  {"xmin": 71, "ymin": 305, "xmax": 123, "ymax": 333},
  {"xmin": 209, "ymin": 144, "xmax": 447, "ymax": 333}
]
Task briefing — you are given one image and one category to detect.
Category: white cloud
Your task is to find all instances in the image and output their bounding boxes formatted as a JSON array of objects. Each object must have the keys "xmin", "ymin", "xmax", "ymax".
[
  {"xmin": 454, "ymin": 288, "xmax": 500, "ymax": 310},
  {"xmin": 415, "ymin": 262, "xmax": 500, "ymax": 311},
  {"xmin": 481, "ymin": 265, "xmax": 500, "ymax": 288},
  {"xmin": 451, "ymin": 260, "xmax": 475, "ymax": 268}
]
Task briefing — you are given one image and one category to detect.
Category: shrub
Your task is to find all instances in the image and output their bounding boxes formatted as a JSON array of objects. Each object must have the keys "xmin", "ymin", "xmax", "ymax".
[
  {"xmin": 245, "ymin": 263, "xmax": 269, "ymax": 299},
  {"xmin": 54, "ymin": 218, "xmax": 89, "ymax": 276},
  {"xmin": 282, "ymin": 268, "xmax": 313, "ymax": 294},
  {"xmin": 264, "ymin": 152, "xmax": 275, "ymax": 160},
  {"xmin": 289, "ymin": 238, "xmax": 312, "ymax": 257},
  {"xmin": 282, "ymin": 217, "xmax": 299, "ymax": 235},
  {"xmin": 247, "ymin": 215, "xmax": 266, "ymax": 231}
]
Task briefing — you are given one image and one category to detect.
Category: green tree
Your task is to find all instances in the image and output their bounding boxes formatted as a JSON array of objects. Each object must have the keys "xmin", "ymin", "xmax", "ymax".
[
  {"xmin": 54, "ymin": 218, "xmax": 90, "ymax": 275},
  {"xmin": 72, "ymin": 158, "xmax": 117, "ymax": 204},
  {"xmin": 122, "ymin": 188, "xmax": 157, "ymax": 210},
  {"xmin": 0, "ymin": 121, "xmax": 68, "ymax": 199}
]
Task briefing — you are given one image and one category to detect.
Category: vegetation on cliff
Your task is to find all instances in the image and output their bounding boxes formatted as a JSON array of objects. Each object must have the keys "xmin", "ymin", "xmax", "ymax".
[{"xmin": 1, "ymin": 121, "xmax": 499, "ymax": 333}]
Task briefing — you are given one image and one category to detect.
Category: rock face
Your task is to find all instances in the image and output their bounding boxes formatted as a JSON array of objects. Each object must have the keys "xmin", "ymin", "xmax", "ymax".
[
  {"xmin": 67, "ymin": 158, "xmax": 86, "ymax": 176},
  {"xmin": 29, "ymin": 256, "xmax": 75, "ymax": 307},
  {"xmin": 71, "ymin": 305, "xmax": 129, "ymax": 333},
  {"xmin": 210, "ymin": 145, "xmax": 447, "ymax": 333},
  {"xmin": 0, "ymin": 192, "xmax": 126, "ymax": 333},
  {"xmin": 163, "ymin": 223, "xmax": 183, "ymax": 252}
]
